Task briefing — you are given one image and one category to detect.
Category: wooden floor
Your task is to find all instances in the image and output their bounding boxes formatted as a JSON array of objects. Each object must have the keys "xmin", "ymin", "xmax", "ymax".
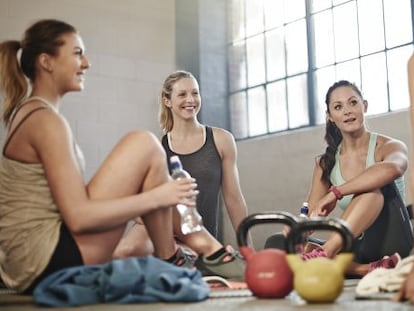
[{"xmin": 0, "ymin": 280, "xmax": 412, "ymax": 311}]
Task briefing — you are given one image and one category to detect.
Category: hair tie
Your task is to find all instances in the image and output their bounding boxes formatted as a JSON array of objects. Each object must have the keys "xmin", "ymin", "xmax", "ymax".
[{"xmin": 16, "ymin": 48, "xmax": 22, "ymax": 68}]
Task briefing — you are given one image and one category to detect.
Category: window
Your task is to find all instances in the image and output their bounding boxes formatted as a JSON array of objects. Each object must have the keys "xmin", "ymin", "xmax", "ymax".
[{"xmin": 227, "ymin": 0, "xmax": 414, "ymax": 139}]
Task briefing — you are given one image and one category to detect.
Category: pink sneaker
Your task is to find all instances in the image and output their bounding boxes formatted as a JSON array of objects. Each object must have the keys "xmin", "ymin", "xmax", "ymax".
[
  {"xmin": 301, "ymin": 248, "xmax": 328, "ymax": 260},
  {"xmin": 368, "ymin": 252, "xmax": 401, "ymax": 272}
]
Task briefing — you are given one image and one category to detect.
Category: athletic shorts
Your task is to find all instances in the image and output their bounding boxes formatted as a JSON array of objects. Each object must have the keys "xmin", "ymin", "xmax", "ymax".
[{"xmin": 24, "ymin": 223, "xmax": 84, "ymax": 294}]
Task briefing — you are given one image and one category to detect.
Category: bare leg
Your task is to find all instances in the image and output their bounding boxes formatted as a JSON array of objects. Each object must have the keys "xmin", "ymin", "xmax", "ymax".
[
  {"xmin": 315, "ymin": 190, "xmax": 383, "ymax": 276},
  {"xmin": 71, "ymin": 131, "xmax": 176, "ymax": 264},
  {"xmin": 114, "ymin": 207, "xmax": 224, "ymax": 258}
]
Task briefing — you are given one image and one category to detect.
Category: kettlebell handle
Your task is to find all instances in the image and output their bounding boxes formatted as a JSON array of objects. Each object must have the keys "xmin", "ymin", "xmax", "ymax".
[
  {"xmin": 286, "ymin": 217, "xmax": 354, "ymax": 254},
  {"xmin": 237, "ymin": 211, "xmax": 297, "ymax": 247}
]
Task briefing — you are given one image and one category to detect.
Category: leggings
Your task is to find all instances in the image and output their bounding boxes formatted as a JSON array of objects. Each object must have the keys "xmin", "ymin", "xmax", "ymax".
[
  {"xmin": 24, "ymin": 223, "xmax": 83, "ymax": 294},
  {"xmin": 353, "ymin": 182, "xmax": 413, "ymax": 263}
]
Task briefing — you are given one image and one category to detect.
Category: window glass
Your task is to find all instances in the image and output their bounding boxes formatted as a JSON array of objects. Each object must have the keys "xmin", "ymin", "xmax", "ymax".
[
  {"xmin": 384, "ymin": 0, "xmax": 413, "ymax": 48},
  {"xmin": 267, "ymin": 81, "xmax": 288, "ymax": 131},
  {"xmin": 358, "ymin": 0, "xmax": 385, "ymax": 55},
  {"xmin": 230, "ymin": 92, "xmax": 248, "ymax": 139},
  {"xmin": 388, "ymin": 45, "xmax": 413, "ymax": 111},
  {"xmin": 284, "ymin": 0, "xmax": 306, "ymax": 23},
  {"xmin": 285, "ymin": 19, "xmax": 308, "ymax": 75},
  {"xmin": 333, "ymin": 2, "xmax": 359, "ymax": 62},
  {"xmin": 310, "ymin": 0, "xmax": 332, "ymax": 13},
  {"xmin": 361, "ymin": 52, "xmax": 388, "ymax": 115},
  {"xmin": 336, "ymin": 59, "xmax": 361, "ymax": 86},
  {"xmin": 264, "ymin": 0, "xmax": 284, "ymax": 30},
  {"xmin": 245, "ymin": 0, "xmax": 264, "ymax": 37},
  {"xmin": 266, "ymin": 28, "xmax": 286, "ymax": 81},
  {"xmin": 313, "ymin": 10, "xmax": 335, "ymax": 68},
  {"xmin": 247, "ymin": 86, "xmax": 267, "ymax": 136},
  {"xmin": 287, "ymin": 74, "xmax": 309, "ymax": 128},
  {"xmin": 246, "ymin": 34, "xmax": 266, "ymax": 87},
  {"xmin": 315, "ymin": 66, "xmax": 335, "ymax": 124}
]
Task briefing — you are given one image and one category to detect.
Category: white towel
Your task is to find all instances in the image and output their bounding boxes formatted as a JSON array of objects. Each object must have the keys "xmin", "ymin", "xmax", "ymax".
[{"xmin": 355, "ymin": 255, "xmax": 414, "ymax": 296}]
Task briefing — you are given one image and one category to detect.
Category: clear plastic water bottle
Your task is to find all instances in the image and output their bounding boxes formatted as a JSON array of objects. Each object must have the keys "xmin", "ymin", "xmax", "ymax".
[
  {"xmin": 170, "ymin": 156, "xmax": 203, "ymax": 234},
  {"xmin": 299, "ymin": 202, "xmax": 309, "ymax": 219}
]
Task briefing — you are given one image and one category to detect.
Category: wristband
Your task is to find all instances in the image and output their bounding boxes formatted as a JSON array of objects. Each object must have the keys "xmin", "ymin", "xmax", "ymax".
[{"xmin": 329, "ymin": 186, "xmax": 343, "ymax": 200}]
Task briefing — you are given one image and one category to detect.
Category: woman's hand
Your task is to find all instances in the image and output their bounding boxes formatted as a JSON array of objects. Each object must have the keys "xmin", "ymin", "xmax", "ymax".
[
  {"xmin": 314, "ymin": 192, "xmax": 337, "ymax": 216},
  {"xmin": 394, "ymin": 266, "xmax": 414, "ymax": 304},
  {"xmin": 149, "ymin": 178, "xmax": 199, "ymax": 209}
]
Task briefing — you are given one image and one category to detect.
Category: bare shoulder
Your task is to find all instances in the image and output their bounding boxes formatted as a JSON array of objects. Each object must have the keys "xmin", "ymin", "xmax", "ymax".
[
  {"xmin": 376, "ymin": 133, "xmax": 407, "ymax": 149},
  {"xmin": 211, "ymin": 126, "xmax": 235, "ymax": 144}
]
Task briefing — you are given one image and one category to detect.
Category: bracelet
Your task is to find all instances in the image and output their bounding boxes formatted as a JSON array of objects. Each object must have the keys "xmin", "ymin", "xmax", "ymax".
[{"xmin": 329, "ymin": 186, "xmax": 343, "ymax": 200}]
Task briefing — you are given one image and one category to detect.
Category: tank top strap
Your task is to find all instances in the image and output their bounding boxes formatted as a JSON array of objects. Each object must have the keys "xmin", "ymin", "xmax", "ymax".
[
  {"xmin": 365, "ymin": 132, "xmax": 377, "ymax": 167},
  {"xmin": 2, "ymin": 97, "xmax": 56, "ymax": 156}
]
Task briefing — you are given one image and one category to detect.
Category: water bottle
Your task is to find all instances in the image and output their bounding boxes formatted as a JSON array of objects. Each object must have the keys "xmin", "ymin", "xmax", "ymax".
[
  {"xmin": 299, "ymin": 202, "xmax": 309, "ymax": 219},
  {"xmin": 170, "ymin": 156, "xmax": 203, "ymax": 234}
]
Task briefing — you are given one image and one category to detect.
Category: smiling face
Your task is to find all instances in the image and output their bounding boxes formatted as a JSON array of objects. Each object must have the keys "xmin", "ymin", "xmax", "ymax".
[
  {"xmin": 47, "ymin": 32, "xmax": 90, "ymax": 94},
  {"xmin": 327, "ymin": 85, "xmax": 367, "ymax": 134},
  {"xmin": 165, "ymin": 77, "xmax": 201, "ymax": 120}
]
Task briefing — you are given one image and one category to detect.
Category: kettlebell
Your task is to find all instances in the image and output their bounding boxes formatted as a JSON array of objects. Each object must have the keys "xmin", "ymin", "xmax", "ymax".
[
  {"xmin": 285, "ymin": 217, "xmax": 354, "ymax": 303},
  {"xmin": 237, "ymin": 211, "xmax": 297, "ymax": 298}
]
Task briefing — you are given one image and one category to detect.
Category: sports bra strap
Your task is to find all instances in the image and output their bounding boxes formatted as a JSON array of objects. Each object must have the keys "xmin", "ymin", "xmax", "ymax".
[{"xmin": 2, "ymin": 106, "xmax": 48, "ymax": 156}]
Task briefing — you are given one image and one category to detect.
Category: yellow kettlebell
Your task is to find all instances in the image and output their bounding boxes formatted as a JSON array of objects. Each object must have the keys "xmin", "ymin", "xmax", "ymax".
[{"xmin": 286, "ymin": 217, "xmax": 354, "ymax": 303}]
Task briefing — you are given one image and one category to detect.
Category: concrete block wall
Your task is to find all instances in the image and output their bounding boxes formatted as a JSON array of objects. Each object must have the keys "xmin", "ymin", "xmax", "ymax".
[{"xmin": 0, "ymin": 0, "xmax": 176, "ymax": 181}]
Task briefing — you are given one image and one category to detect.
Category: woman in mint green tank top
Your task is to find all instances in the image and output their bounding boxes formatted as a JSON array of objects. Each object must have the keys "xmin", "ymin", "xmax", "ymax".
[{"xmin": 304, "ymin": 80, "xmax": 413, "ymax": 277}]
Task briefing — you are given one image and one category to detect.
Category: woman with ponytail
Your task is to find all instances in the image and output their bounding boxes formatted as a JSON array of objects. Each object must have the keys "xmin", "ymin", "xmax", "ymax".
[
  {"xmin": 304, "ymin": 80, "xmax": 413, "ymax": 276},
  {"xmin": 0, "ymin": 19, "xmax": 198, "ymax": 294}
]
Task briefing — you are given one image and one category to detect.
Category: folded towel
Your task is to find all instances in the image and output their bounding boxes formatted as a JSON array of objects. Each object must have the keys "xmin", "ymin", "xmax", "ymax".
[
  {"xmin": 33, "ymin": 255, "xmax": 210, "ymax": 307},
  {"xmin": 355, "ymin": 255, "xmax": 414, "ymax": 296}
]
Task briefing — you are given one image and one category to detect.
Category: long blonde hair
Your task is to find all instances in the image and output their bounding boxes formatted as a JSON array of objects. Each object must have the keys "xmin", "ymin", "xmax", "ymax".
[
  {"xmin": 158, "ymin": 70, "xmax": 196, "ymax": 133},
  {"xmin": 0, "ymin": 19, "xmax": 76, "ymax": 125}
]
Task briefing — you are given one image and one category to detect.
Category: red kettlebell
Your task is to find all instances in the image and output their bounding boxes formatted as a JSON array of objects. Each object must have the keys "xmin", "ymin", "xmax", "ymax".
[{"xmin": 237, "ymin": 211, "xmax": 297, "ymax": 298}]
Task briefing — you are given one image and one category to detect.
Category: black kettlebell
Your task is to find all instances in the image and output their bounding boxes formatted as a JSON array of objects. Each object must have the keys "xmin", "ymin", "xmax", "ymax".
[
  {"xmin": 285, "ymin": 217, "xmax": 354, "ymax": 303},
  {"xmin": 237, "ymin": 211, "xmax": 297, "ymax": 298}
]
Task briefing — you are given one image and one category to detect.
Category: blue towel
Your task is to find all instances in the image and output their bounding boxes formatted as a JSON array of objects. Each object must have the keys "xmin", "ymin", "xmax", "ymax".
[{"xmin": 33, "ymin": 256, "xmax": 210, "ymax": 307}]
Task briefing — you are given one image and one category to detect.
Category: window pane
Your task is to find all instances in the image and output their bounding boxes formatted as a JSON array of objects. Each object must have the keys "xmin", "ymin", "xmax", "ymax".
[
  {"xmin": 310, "ymin": 0, "xmax": 332, "ymax": 13},
  {"xmin": 228, "ymin": 0, "xmax": 245, "ymax": 41},
  {"xmin": 285, "ymin": 19, "xmax": 308, "ymax": 75},
  {"xmin": 384, "ymin": 0, "xmax": 413, "ymax": 48},
  {"xmin": 267, "ymin": 81, "xmax": 288, "ymax": 131},
  {"xmin": 361, "ymin": 52, "xmax": 388, "ymax": 115},
  {"xmin": 266, "ymin": 28, "xmax": 286, "ymax": 81},
  {"xmin": 336, "ymin": 59, "xmax": 361, "ymax": 86},
  {"xmin": 284, "ymin": 0, "xmax": 306, "ymax": 23},
  {"xmin": 264, "ymin": 0, "xmax": 284, "ymax": 30},
  {"xmin": 228, "ymin": 42, "xmax": 247, "ymax": 92},
  {"xmin": 287, "ymin": 74, "xmax": 309, "ymax": 128},
  {"xmin": 247, "ymin": 86, "xmax": 267, "ymax": 136},
  {"xmin": 230, "ymin": 92, "xmax": 248, "ymax": 139},
  {"xmin": 388, "ymin": 45, "xmax": 413, "ymax": 111},
  {"xmin": 313, "ymin": 10, "xmax": 335, "ymax": 68},
  {"xmin": 333, "ymin": 2, "xmax": 359, "ymax": 62},
  {"xmin": 358, "ymin": 0, "xmax": 385, "ymax": 55},
  {"xmin": 315, "ymin": 66, "xmax": 335, "ymax": 124},
  {"xmin": 245, "ymin": 0, "xmax": 264, "ymax": 37},
  {"xmin": 246, "ymin": 34, "xmax": 266, "ymax": 87}
]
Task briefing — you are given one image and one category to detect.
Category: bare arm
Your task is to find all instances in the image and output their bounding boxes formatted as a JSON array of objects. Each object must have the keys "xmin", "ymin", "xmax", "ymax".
[
  {"xmin": 333, "ymin": 137, "xmax": 407, "ymax": 198},
  {"xmin": 213, "ymin": 127, "xmax": 248, "ymax": 232}
]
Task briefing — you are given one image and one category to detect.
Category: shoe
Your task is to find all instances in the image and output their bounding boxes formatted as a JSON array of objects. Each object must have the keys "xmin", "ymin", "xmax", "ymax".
[
  {"xmin": 195, "ymin": 245, "xmax": 245, "ymax": 281},
  {"xmin": 300, "ymin": 247, "xmax": 328, "ymax": 260},
  {"xmin": 169, "ymin": 246, "xmax": 197, "ymax": 269},
  {"xmin": 368, "ymin": 252, "xmax": 401, "ymax": 273}
]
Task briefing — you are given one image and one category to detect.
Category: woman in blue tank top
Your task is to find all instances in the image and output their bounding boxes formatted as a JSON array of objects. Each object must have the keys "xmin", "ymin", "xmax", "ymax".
[{"xmin": 304, "ymin": 80, "xmax": 413, "ymax": 277}]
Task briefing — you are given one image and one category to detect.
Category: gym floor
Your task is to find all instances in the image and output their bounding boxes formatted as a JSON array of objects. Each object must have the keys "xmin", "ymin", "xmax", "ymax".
[{"xmin": 1, "ymin": 280, "xmax": 412, "ymax": 311}]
